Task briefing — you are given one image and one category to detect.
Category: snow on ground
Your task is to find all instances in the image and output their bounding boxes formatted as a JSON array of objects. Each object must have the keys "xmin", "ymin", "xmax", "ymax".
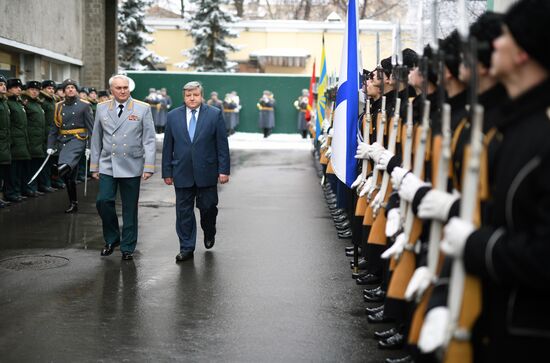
[{"xmin": 156, "ymin": 132, "xmax": 314, "ymax": 151}]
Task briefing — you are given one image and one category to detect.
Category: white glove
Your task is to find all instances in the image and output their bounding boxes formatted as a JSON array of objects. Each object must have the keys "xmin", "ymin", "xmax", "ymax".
[
  {"xmin": 385, "ymin": 208, "xmax": 401, "ymax": 238},
  {"xmin": 321, "ymin": 140, "xmax": 328, "ymax": 149},
  {"xmin": 354, "ymin": 142, "xmax": 370, "ymax": 160},
  {"xmin": 358, "ymin": 176, "xmax": 373, "ymax": 197},
  {"xmin": 405, "ymin": 266, "xmax": 432, "ymax": 301},
  {"xmin": 418, "ymin": 189, "xmax": 460, "ymax": 221},
  {"xmin": 351, "ymin": 174, "xmax": 364, "ymax": 190},
  {"xmin": 318, "ymin": 134, "xmax": 325, "ymax": 143},
  {"xmin": 398, "ymin": 172, "xmax": 430, "ymax": 203},
  {"xmin": 381, "ymin": 233, "xmax": 407, "ymax": 260},
  {"xmin": 46, "ymin": 148, "xmax": 55, "ymax": 155},
  {"xmin": 375, "ymin": 150, "xmax": 394, "ymax": 171},
  {"xmin": 391, "ymin": 167, "xmax": 409, "ymax": 190},
  {"xmin": 368, "ymin": 142, "xmax": 386, "ymax": 163},
  {"xmin": 328, "ymin": 128, "xmax": 334, "ymax": 136},
  {"xmin": 325, "ymin": 146, "xmax": 332, "ymax": 158},
  {"xmin": 418, "ymin": 307, "xmax": 450, "ymax": 353},
  {"xmin": 85, "ymin": 148, "xmax": 91, "ymax": 159},
  {"xmin": 440, "ymin": 217, "xmax": 474, "ymax": 258}
]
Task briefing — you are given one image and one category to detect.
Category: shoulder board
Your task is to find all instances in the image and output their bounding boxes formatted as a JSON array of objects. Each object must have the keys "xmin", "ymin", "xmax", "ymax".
[
  {"xmin": 133, "ymin": 99, "xmax": 150, "ymax": 107},
  {"xmin": 79, "ymin": 98, "xmax": 90, "ymax": 104}
]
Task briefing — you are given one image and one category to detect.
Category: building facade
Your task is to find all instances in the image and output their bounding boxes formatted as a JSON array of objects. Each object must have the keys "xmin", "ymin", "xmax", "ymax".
[{"xmin": 0, "ymin": 0, "xmax": 117, "ymax": 88}]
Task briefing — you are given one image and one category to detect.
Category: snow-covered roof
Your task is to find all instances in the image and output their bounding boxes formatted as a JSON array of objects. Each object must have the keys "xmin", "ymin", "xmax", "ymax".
[
  {"xmin": 250, "ymin": 48, "xmax": 310, "ymax": 58},
  {"xmin": 145, "ymin": 18, "xmax": 412, "ymax": 33}
]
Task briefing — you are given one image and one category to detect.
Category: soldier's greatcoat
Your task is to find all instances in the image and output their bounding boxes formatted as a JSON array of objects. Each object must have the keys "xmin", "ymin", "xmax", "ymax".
[
  {"xmin": 258, "ymin": 97, "xmax": 275, "ymax": 129},
  {"xmin": 47, "ymin": 96, "xmax": 94, "ymax": 169},
  {"xmin": 90, "ymin": 97, "xmax": 156, "ymax": 177}
]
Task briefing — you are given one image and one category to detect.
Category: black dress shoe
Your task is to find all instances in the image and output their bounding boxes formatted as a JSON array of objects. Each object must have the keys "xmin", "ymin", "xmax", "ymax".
[
  {"xmin": 378, "ymin": 332, "xmax": 404, "ymax": 349},
  {"xmin": 204, "ymin": 236, "xmax": 215, "ymax": 249},
  {"xmin": 38, "ymin": 186, "xmax": 56, "ymax": 193},
  {"xmin": 176, "ymin": 251, "xmax": 194, "ymax": 262},
  {"xmin": 367, "ymin": 309, "xmax": 393, "ymax": 323},
  {"xmin": 22, "ymin": 191, "xmax": 39, "ymax": 198},
  {"xmin": 374, "ymin": 327, "xmax": 398, "ymax": 340},
  {"xmin": 100, "ymin": 242, "xmax": 119, "ymax": 256},
  {"xmin": 337, "ymin": 230, "xmax": 352, "ymax": 239},
  {"xmin": 350, "ymin": 258, "xmax": 368, "ymax": 270},
  {"xmin": 0, "ymin": 198, "xmax": 12, "ymax": 206},
  {"xmin": 5, "ymin": 196, "xmax": 22, "ymax": 203},
  {"xmin": 65, "ymin": 202, "xmax": 78, "ymax": 213},
  {"xmin": 333, "ymin": 214, "xmax": 348, "ymax": 223},
  {"xmin": 35, "ymin": 191, "xmax": 44, "ymax": 196},
  {"xmin": 385, "ymin": 355, "xmax": 414, "ymax": 363},
  {"xmin": 335, "ymin": 220, "xmax": 351, "ymax": 230},
  {"xmin": 331, "ymin": 208, "xmax": 346, "ymax": 216},
  {"xmin": 356, "ymin": 273, "xmax": 382, "ymax": 285},
  {"xmin": 363, "ymin": 286, "xmax": 381, "ymax": 295},
  {"xmin": 121, "ymin": 252, "xmax": 133, "ymax": 261},
  {"xmin": 364, "ymin": 289, "xmax": 386, "ymax": 303},
  {"xmin": 365, "ymin": 304, "xmax": 384, "ymax": 314}
]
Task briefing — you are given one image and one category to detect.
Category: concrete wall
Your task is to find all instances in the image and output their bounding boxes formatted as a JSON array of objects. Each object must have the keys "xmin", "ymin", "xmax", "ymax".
[
  {"xmin": 82, "ymin": 0, "xmax": 106, "ymax": 88},
  {"xmin": 0, "ymin": 0, "xmax": 83, "ymax": 59}
]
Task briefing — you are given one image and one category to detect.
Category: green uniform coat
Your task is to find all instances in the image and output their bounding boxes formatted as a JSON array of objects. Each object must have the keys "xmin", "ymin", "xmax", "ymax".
[
  {"xmin": 7, "ymin": 93, "xmax": 30, "ymax": 161},
  {"xmin": 23, "ymin": 93, "xmax": 46, "ymax": 158},
  {"xmin": 0, "ymin": 96, "xmax": 11, "ymax": 164}
]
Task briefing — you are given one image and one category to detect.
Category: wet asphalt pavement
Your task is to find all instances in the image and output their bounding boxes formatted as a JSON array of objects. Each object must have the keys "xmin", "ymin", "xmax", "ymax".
[{"xmin": 0, "ymin": 139, "xmax": 401, "ymax": 362}]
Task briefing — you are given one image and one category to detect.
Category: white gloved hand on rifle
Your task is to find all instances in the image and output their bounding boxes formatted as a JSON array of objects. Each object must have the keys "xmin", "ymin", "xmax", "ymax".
[
  {"xmin": 358, "ymin": 176, "xmax": 373, "ymax": 197},
  {"xmin": 398, "ymin": 172, "xmax": 430, "ymax": 203},
  {"xmin": 367, "ymin": 142, "xmax": 386, "ymax": 163},
  {"xmin": 418, "ymin": 189, "xmax": 460, "ymax": 221},
  {"xmin": 355, "ymin": 142, "xmax": 370, "ymax": 160},
  {"xmin": 375, "ymin": 150, "xmax": 394, "ymax": 171},
  {"xmin": 385, "ymin": 208, "xmax": 401, "ymax": 238},
  {"xmin": 418, "ymin": 307, "xmax": 450, "ymax": 353},
  {"xmin": 405, "ymin": 266, "xmax": 432, "ymax": 301},
  {"xmin": 381, "ymin": 232, "xmax": 407, "ymax": 260},
  {"xmin": 351, "ymin": 174, "xmax": 365, "ymax": 190},
  {"xmin": 391, "ymin": 166, "xmax": 409, "ymax": 190},
  {"xmin": 325, "ymin": 146, "xmax": 332, "ymax": 158},
  {"xmin": 46, "ymin": 148, "xmax": 55, "ymax": 155},
  {"xmin": 440, "ymin": 217, "xmax": 474, "ymax": 258}
]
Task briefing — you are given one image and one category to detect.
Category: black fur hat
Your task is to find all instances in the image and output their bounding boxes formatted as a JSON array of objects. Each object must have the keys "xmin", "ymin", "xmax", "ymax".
[
  {"xmin": 402, "ymin": 48, "xmax": 418, "ymax": 70},
  {"xmin": 470, "ymin": 11, "xmax": 504, "ymax": 69},
  {"xmin": 26, "ymin": 81, "xmax": 41, "ymax": 90},
  {"xmin": 440, "ymin": 30, "xmax": 461, "ymax": 79},
  {"xmin": 7, "ymin": 78, "xmax": 23, "ymax": 89},
  {"xmin": 504, "ymin": 0, "xmax": 550, "ymax": 71},
  {"xmin": 41, "ymin": 80, "xmax": 56, "ymax": 88},
  {"xmin": 380, "ymin": 57, "xmax": 393, "ymax": 77},
  {"xmin": 62, "ymin": 79, "xmax": 78, "ymax": 90}
]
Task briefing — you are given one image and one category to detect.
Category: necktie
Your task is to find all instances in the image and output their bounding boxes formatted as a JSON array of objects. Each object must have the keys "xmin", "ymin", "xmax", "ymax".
[
  {"xmin": 189, "ymin": 109, "xmax": 197, "ymax": 141},
  {"xmin": 117, "ymin": 104, "xmax": 124, "ymax": 117}
]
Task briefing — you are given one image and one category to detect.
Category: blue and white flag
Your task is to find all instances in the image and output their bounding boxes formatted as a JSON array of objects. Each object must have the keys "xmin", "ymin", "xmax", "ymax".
[{"xmin": 332, "ymin": 0, "xmax": 361, "ymax": 187}]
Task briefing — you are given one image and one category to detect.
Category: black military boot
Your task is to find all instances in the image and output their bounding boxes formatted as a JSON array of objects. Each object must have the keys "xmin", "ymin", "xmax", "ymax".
[
  {"xmin": 56, "ymin": 164, "xmax": 72, "ymax": 178},
  {"xmin": 65, "ymin": 201, "xmax": 78, "ymax": 213}
]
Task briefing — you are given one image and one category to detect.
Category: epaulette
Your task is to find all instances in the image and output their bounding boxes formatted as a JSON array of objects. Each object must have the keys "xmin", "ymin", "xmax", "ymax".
[
  {"xmin": 79, "ymin": 98, "xmax": 90, "ymax": 104},
  {"xmin": 133, "ymin": 99, "xmax": 150, "ymax": 107}
]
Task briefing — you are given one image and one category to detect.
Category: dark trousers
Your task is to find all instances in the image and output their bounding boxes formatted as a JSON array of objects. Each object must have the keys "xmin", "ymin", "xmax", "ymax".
[
  {"xmin": 50, "ymin": 154, "xmax": 65, "ymax": 188},
  {"xmin": 175, "ymin": 185, "xmax": 218, "ymax": 253},
  {"xmin": 63, "ymin": 166, "xmax": 79, "ymax": 203},
  {"xmin": 0, "ymin": 163, "xmax": 12, "ymax": 197},
  {"xmin": 96, "ymin": 174, "xmax": 141, "ymax": 253},
  {"xmin": 5, "ymin": 159, "xmax": 32, "ymax": 198}
]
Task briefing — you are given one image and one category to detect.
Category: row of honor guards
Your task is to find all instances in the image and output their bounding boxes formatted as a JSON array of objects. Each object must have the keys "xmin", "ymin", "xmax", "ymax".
[
  {"xmin": 0, "ymin": 76, "xmax": 111, "ymax": 211},
  {"xmin": 316, "ymin": 1, "xmax": 550, "ymax": 362}
]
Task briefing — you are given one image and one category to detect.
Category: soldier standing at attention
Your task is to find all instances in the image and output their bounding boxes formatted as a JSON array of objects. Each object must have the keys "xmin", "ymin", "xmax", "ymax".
[
  {"xmin": 22, "ymin": 81, "xmax": 47, "ymax": 195},
  {"xmin": 258, "ymin": 90, "xmax": 275, "ymax": 138},
  {"xmin": 46, "ymin": 79, "xmax": 94, "ymax": 213},
  {"xmin": 0, "ymin": 76, "xmax": 11, "ymax": 208},
  {"xmin": 90, "ymin": 75, "xmax": 156, "ymax": 261},
  {"xmin": 5, "ymin": 78, "xmax": 33, "ymax": 202},
  {"xmin": 39, "ymin": 80, "xmax": 62, "ymax": 191},
  {"xmin": 294, "ymin": 89, "xmax": 310, "ymax": 139}
]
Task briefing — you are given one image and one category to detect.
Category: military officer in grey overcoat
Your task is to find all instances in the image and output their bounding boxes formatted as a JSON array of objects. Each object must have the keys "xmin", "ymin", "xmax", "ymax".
[
  {"xmin": 90, "ymin": 74, "xmax": 156, "ymax": 260},
  {"xmin": 46, "ymin": 79, "xmax": 93, "ymax": 213}
]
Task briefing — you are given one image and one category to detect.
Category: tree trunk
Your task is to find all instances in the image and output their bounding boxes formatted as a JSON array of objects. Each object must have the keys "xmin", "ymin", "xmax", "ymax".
[
  {"xmin": 304, "ymin": 0, "xmax": 312, "ymax": 20},
  {"xmin": 360, "ymin": 0, "xmax": 368, "ymax": 19}
]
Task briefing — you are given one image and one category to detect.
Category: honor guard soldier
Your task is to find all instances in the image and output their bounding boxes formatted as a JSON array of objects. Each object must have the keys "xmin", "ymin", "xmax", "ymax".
[
  {"xmin": 39, "ymin": 80, "xmax": 62, "ymax": 191},
  {"xmin": 47, "ymin": 79, "xmax": 94, "ymax": 213},
  {"xmin": 5, "ymin": 78, "xmax": 33, "ymax": 202},
  {"xmin": 257, "ymin": 90, "xmax": 275, "ymax": 138},
  {"xmin": 294, "ymin": 89, "xmax": 310, "ymax": 139},
  {"xmin": 0, "ymin": 75, "xmax": 11, "ymax": 207}
]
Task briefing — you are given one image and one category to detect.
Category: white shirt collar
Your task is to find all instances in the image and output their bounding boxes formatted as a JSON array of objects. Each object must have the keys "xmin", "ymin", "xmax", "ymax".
[{"xmin": 115, "ymin": 99, "xmax": 129, "ymax": 110}]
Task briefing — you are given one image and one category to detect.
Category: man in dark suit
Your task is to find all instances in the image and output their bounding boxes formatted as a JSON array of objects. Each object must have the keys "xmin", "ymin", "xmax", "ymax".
[{"xmin": 162, "ymin": 81, "xmax": 230, "ymax": 262}]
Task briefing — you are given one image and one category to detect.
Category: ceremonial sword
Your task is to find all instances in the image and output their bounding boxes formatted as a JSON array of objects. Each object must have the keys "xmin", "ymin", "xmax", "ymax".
[{"xmin": 27, "ymin": 151, "xmax": 55, "ymax": 185}]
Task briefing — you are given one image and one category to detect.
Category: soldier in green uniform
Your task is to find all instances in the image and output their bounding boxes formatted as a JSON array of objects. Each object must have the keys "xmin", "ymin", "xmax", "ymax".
[
  {"xmin": 22, "ymin": 81, "xmax": 48, "ymax": 195},
  {"xmin": 39, "ymin": 80, "xmax": 62, "ymax": 191},
  {"xmin": 88, "ymin": 88, "xmax": 98, "ymax": 116},
  {"xmin": 47, "ymin": 79, "xmax": 94, "ymax": 213},
  {"xmin": 0, "ymin": 75, "xmax": 11, "ymax": 208},
  {"xmin": 5, "ymin": 78, "xmax": 33, "ymax": 202}
]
